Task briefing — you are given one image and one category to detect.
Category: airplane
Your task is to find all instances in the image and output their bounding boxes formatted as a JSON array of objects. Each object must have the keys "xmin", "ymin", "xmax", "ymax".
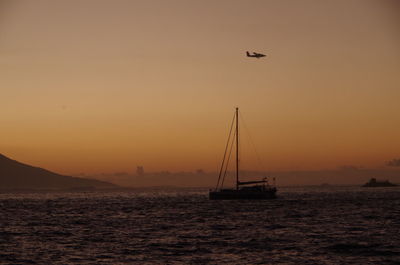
[{"xmin": 246, "ymin": 51, "xmax": 266, "ymax": 59}]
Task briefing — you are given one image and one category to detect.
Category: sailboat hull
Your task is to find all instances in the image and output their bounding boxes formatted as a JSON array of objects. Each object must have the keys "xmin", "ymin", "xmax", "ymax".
[{"xmin": 209, "ymin": 188, "xmax": 277, "ymax": 200}]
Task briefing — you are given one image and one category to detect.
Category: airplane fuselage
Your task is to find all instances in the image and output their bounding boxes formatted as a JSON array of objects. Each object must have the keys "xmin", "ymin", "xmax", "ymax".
[{"xmin": 246, "ymin": 51, "xmax": 266, "ymax": 58}]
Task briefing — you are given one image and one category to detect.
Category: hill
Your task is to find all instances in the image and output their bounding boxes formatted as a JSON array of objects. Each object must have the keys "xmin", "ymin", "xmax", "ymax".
[{"xmin": 0, "ymin": 154, "xmax": 117, "ymax": 190}]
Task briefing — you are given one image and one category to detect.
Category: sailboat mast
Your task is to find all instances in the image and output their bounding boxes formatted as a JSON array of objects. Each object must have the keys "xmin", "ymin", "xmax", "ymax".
[{"xmin": 236, "ymin": 107, "xmax": 239, "ymax": 190}]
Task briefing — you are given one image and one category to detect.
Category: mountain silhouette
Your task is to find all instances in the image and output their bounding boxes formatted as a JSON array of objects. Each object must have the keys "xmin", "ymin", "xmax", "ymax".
[{"xmin": 0, "ymin": 154, "xmax": 117, "ymax": 190}]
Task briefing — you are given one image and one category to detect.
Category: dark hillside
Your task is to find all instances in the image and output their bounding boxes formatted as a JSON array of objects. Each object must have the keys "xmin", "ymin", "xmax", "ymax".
[{"xmin": 0, "ymin": 154, "xmax": 116, "ymax": 190}]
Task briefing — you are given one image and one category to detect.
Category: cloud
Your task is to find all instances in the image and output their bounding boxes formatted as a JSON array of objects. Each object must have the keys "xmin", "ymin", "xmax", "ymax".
[{"xmin": 386, "ymin": 158, "xmax": 400, "ymax": 167}]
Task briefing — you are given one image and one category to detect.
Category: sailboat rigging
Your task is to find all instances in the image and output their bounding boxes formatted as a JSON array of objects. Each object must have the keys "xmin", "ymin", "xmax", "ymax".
[{"xmin": 209, "ymin": 108, "xmax": 277, "ymax": 200}]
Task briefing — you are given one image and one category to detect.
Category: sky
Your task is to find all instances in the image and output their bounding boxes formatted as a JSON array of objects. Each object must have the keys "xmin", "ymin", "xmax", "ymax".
[{"xmin": 1, "ymin": 0, "xmax": 399, "ymax": 176}]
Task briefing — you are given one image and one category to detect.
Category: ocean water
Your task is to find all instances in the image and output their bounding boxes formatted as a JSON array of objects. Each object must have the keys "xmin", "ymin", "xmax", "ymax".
[{"xmin": 0, "ymin": 186, "xmax": 399, "ymax": 264}]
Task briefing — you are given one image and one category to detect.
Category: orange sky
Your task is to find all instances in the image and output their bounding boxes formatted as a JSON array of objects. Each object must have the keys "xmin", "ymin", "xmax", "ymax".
[{"xmin": 1, "ymin": 0, "xmax": 399, "ymax": 175}]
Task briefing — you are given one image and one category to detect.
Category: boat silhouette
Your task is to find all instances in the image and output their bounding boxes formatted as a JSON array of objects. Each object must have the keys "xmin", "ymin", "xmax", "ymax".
[{"xmin": 209, "ymin": 108, "xmax": 277, "ymax": 200}]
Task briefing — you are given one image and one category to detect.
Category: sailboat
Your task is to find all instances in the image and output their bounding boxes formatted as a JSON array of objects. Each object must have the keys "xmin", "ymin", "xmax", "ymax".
[{"xmin": 209, "ymin": 108, "xmax": 277, "ymax": 200}]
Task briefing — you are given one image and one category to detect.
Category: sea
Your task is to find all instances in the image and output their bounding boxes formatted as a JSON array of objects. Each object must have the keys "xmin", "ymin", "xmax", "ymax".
[{"xmin": 0, "ymin": 186, "xmax": 399, "ymax": 264}]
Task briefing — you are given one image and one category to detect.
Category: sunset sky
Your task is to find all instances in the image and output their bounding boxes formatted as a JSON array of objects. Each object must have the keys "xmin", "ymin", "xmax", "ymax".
[{"xmin": 1, "ymin": 0, "xmax": 399, "ymax": 175}]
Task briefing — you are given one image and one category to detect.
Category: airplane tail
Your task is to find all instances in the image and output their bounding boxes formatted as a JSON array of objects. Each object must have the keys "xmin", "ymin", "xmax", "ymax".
[{"xmin": 246, "ymin": 51, "xmax": 250, "ymax": 57}]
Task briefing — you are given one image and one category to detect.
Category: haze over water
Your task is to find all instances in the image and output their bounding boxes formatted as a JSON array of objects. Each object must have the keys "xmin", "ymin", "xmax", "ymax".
[{"xmin": 1, "ymin": 1, "xmax": 400, "ymax": 264}]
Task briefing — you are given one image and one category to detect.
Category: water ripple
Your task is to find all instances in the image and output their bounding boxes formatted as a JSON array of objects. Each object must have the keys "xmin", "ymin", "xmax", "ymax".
[{"xmin": 0, "ymin": 187, "xmax": 399, "ymax": 264}]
